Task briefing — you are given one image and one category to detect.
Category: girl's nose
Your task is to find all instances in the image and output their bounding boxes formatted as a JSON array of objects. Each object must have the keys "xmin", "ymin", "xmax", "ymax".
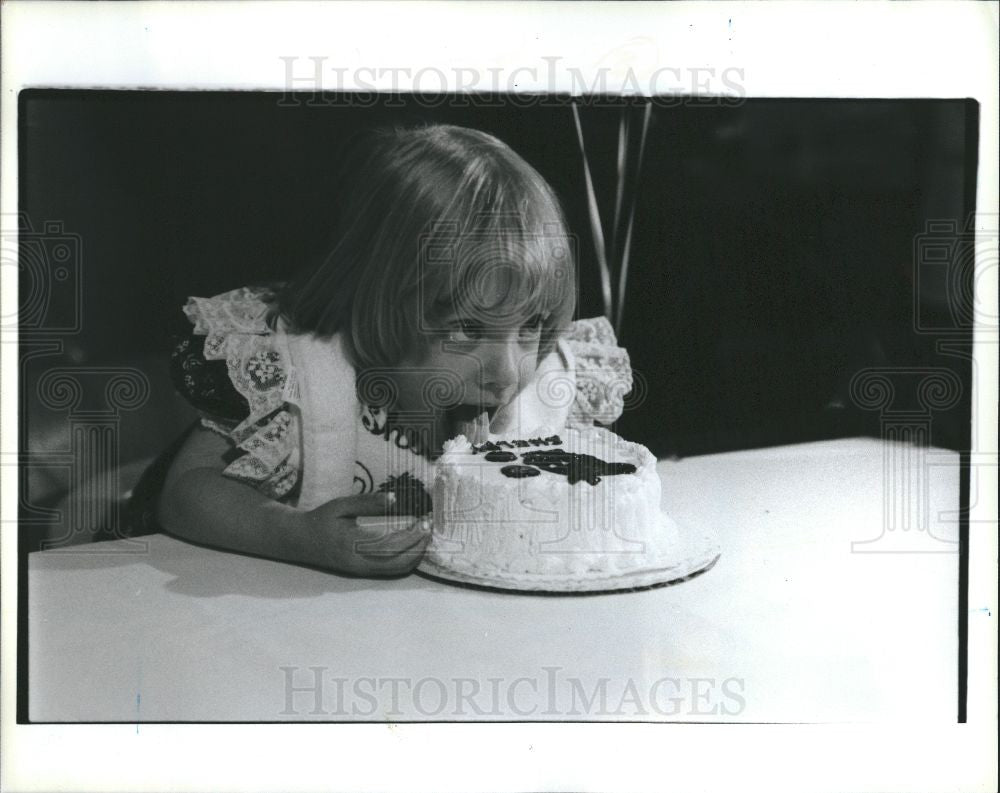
[{"xmin": 480, "ymin": 336, "xmax": 521, "ymax": 399}]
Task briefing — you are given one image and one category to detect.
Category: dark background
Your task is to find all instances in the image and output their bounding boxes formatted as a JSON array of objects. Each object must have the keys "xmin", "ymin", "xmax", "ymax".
[{"xmin": 19, "ymin": 92, "xmax": 977, "ymax": 517}]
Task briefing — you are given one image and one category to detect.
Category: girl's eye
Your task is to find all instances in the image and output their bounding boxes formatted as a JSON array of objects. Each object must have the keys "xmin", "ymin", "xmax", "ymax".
[
  {"xmin": 448, "ymin": 319, "xmax": 484, "ymax": 342},
  {"xmin": 518, "ymin": 315, "xmax": 545, "ymax": 341},
  {"xmin": 446, "ymin": 315, "xmax": 545, "ymax": 343}
]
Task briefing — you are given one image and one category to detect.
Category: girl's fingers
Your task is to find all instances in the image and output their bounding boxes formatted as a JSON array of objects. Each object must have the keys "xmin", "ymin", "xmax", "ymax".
[
  {"xmin": 359, "ymin": 534, "xmax": 431, "ymax": 562},
  {"xmin": 356, "ymin": 516, "xmax": 431, "ymax": 546},
  {"xmin": 382, "ymin": 521, "xmax": 433, "ymax": 555},
  {"xmin": 351, "ymin": 536, "xmax": 431, "ymax": 576},
  {"xmin": 354, "ymin": 514, "xmax": 429, "ymax": 537},
  {"xmin": 354, "ymin": 517, "xmax": 432, "ymax": 558}
]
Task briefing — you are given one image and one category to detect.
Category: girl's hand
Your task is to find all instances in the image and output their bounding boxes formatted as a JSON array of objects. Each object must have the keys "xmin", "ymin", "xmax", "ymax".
[{"xmin": 298, "ymin": 492, "xmax": 432, "ymax": 577}]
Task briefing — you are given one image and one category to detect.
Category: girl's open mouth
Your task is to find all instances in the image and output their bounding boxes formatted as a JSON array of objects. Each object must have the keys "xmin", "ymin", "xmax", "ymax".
[
  {"xmin": 445, "ymin": 402, "xmax": 503, "ymax": 443},
  {"xmin": 449, "ymin": 402, "xmax": 500, "ymax": 424}
]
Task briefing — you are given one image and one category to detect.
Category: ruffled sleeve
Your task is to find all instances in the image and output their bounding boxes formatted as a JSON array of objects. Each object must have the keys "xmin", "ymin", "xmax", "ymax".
[
  {"xmin": 561, "ymin": 316, "xmax": 634, "ymax": 428},
  {"xmin": 170, "ymin": 286, "xmax": 302, "ymax": 501}
]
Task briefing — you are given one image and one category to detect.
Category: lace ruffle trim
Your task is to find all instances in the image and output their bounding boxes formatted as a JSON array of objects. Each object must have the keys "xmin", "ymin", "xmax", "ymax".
[
  {"xmin": 184, "ymin": 287, "xmax": 301, "ymax": 499},
  {"xmin": 221, "ymin": 408, "xmax": 301, "ymax": 500},
  {"xmin": 563, "ymin": 316, "xmax": 633, "ymax": 427},
  {"xmin": 183, "ymin": 286, "xmax": 301, "ymax": 439}
]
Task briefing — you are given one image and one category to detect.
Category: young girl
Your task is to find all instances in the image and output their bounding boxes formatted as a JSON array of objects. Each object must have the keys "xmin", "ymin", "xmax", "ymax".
[{"xmin": 149, "ymin": 123, "xmax": 633, "ymax": 577}]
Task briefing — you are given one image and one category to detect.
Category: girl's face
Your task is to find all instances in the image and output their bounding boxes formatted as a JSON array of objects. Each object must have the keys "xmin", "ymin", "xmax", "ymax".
[
  {"xmin": 390, "ymin": 266, "xmax": 548, "ymax": 429},
  {"xmin": 380, "ymin": 233, "xmax": 568, "ymax": 446},
  {"xmin": 393, "ymin": 310, "xmax": 545, "ymax": 421}
]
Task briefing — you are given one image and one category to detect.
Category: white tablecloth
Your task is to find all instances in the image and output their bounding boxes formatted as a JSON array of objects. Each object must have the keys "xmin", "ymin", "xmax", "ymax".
[{"xmin": 28, "ymin": 437, "xmax": 960, "ymax": 722}]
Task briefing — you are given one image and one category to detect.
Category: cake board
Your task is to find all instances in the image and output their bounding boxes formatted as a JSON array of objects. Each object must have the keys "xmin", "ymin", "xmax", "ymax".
[{"xmin": 417, "ymin": 512, "xmax": 721, "ymax": 595}]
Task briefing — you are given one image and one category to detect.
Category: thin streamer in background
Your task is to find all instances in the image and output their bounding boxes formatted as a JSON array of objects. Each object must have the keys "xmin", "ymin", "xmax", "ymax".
[
  {"xmin": 615, "ymin": 102, "xmax": 653, "ymax": 337},
  {"xmin": 571, "ymin": 102, "xmax": 612, "ymax": 323},
  {"xmin": 571, "ymin": 101, "xmax": 655, "ymax": 337}
]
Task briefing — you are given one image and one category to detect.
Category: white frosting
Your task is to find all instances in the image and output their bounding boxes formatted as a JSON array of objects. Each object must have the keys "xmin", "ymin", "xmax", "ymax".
[{"xmin": 428, "ymin": 426, "xmax": 676, "ymax": 576}]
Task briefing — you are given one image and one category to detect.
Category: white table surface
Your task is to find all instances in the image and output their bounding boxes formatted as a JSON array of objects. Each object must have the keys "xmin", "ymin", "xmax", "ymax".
[{"xmin": 28, "ymin": 437, "xmax": 961, "ymax": 722}]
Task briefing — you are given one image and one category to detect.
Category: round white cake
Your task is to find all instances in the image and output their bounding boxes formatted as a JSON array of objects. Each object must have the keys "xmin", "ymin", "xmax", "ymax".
[{"xmin": 426, "ymin": 426, "xmax": 677, "ymax": 577}]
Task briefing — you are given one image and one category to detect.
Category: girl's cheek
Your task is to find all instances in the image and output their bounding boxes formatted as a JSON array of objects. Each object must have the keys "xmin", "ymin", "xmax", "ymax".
[
  {"xmin": 518, "ymin": 343, "xmax": 541, "ymax": 383},
  {"xmin": 435, "ymin": 350, "xmax": 478, "ymax": 390}
]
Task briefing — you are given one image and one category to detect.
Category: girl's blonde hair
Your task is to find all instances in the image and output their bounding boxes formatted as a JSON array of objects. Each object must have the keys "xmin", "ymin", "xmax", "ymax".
[{"xmin": 275, "ymin": 123, "xmax": 577, "ymax": 370}]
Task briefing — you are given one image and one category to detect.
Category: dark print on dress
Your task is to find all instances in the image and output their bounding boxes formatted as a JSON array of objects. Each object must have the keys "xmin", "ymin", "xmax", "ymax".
[
  {"xmin": 354, "ymin": 460, "xmax": 374, "ymax": 494},
  {"xmin": 169, "ymin": 333, "xmax": 250, "ymax": 423},
  {"xmin": 361, "ymin": 404, "xmax": 438, "ymax": 460},
  {"xmin": 376, "ymin": 472, "xmax": 433, "ymax": 517},
  {"xmin": 360, "ymin": 403, "xmax": 388, "ymax": 434}
]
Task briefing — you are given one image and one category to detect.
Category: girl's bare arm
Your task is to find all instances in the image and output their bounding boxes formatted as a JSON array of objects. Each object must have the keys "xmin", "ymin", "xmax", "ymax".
[{"xmin": 157, "ymin": 426, "xmax": 429, "ymax": 574}]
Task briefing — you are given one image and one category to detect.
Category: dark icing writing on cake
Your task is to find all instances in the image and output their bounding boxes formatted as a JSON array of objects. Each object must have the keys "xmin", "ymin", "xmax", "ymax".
[
  {"xmin": 515, "ymin": 449, "xmax": 637, "ymax": 486},
  {"xmin": 472, "ymin": 435, "xmax": 561, "ymax": 454},
  {"xmin": 500, "ymin": 464, "xmax": 540, "ymax": 479}
]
